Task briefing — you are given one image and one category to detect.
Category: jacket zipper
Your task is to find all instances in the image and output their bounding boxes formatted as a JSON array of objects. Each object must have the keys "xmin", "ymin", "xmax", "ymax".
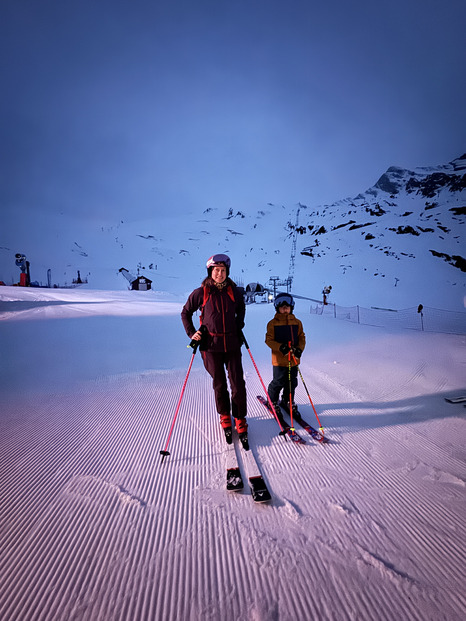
[{"xmin": 221, "ymin": 295, "xmax": 227, "ymax": 351}]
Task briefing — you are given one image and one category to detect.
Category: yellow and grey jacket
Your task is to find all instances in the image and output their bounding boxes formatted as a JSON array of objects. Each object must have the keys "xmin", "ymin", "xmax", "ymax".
[{"xmin": 265, "ymin": 312, "xmax": 306, "ymax": 367}]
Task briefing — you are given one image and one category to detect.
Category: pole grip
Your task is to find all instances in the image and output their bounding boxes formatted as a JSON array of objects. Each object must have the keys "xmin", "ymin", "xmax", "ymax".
[{"xmin": 188, "ymin": 324, "xmax": 208, "ymax": 350}]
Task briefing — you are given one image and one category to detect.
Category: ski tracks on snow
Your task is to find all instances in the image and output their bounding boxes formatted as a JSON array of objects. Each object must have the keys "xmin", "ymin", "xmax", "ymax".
[{"xmin": 1, "ymin": 358, "xmax": 465, "ymax": 621}]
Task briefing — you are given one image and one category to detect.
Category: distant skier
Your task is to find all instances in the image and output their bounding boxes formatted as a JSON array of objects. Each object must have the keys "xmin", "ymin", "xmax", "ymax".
[
  {"xmin": 181, "ymin": 254, "xmax": 249, "ymax": 448},
  {"xmin": 265, "ymin": 292, "xmax": 306, "ymax": 416},
  {"xmin": 322, "ymin": 285, "xmax": 332, "ymax": 305}
]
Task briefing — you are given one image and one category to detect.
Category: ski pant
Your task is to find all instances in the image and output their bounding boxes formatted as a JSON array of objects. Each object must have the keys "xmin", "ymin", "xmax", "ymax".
[
  {"xmin": 201, "ymin": 349, "xmax": 247, "ymax": 421},
  {"xmin": 268, "ymin": 365, "xmax": 298, "ymax": 404}
]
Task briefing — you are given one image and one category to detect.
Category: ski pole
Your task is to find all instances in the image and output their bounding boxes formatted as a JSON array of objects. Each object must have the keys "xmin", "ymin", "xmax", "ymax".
[
  {"xmin": 292, "ymin": 352, "xmax": 325, "ymax": 435},
  {"xmin": 160, "ymin": 339, "xmax": 199, "ymax": 463},
  {"xmin": 287, "ymin": 343, "xmax": 297, "ymax": 436},
  {"xmin": 242, "ymin": 333, "xmax": 286, "ymax": 435}
]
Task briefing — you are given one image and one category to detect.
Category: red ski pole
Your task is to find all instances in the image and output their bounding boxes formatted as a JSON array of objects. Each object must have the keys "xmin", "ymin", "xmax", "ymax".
[
  {"xmin": 242, "ymin": 334, "xmax": 286, "ymax": 435},
  {"xmin": 160, "ymin": 340, "xmax": 199, "ymax": 463},
  {"xmin": 292, "ymin": 352, "xmax": 325, "ymax": 435},
  {"xmin": 287, "ymin": 343, "xmax": 297, "ymax": 437}
]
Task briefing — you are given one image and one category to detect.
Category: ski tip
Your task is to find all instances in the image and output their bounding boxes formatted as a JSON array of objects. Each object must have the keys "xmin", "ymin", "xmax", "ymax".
[
  {"xmin": 248, "ymin": 476, "xmax": 272, "ymax": 503},
  {"xmin": 254, "ymin": 494, "xmax": 272, "ymax": 503},
  {"xmin": 251, "ymin": 490, "xmax": 272, "ymax": 503},
  {"xmin": 226, "ymin": 468, "xmax": 244, "ymax": 492}
]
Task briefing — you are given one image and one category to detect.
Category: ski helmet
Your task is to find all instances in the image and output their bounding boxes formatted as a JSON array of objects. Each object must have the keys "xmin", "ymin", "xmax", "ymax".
[
  {"xmin": 206, "ymin": 253, "xmax": 231, "ymax": 275},
  {"xmin": 274, "ymin": 292, "xmax": 294, "ymax": 311}
]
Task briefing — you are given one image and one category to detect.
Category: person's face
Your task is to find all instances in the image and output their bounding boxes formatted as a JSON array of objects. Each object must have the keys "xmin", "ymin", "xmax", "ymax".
[
  {"xmin": 278, "ymin": 304, "xmax": 291, "ymax": 314},
  {"xmin": 212, "ymin": 265, "xmax": 227, "ymax": 284}
]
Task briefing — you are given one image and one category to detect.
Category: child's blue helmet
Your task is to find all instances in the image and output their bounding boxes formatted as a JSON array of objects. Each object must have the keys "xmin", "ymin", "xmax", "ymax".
[{"xmin": 274, "ymin": 292, "xmax": 294, "ymax": 311}]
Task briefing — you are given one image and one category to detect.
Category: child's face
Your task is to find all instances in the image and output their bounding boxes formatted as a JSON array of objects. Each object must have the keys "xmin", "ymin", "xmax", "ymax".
[{"xmin": 278, "ymin": 304, "xmax": 291, "ymax": 314}]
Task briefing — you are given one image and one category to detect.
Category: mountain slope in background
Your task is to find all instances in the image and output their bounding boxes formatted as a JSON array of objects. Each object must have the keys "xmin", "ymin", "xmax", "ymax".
[
  {"xmin": 1, "ymin": 155, "xmax": 464, "ymax": 310},
  {"xmin": 295, "ymin": 154, "xmax": 465, "ymax": 309}
]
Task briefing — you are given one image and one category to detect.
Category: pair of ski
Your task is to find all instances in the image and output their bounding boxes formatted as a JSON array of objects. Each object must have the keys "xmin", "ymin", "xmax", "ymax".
[
  {"xmin": 225, "ymin": 433, "xmax": 271, "ymax": 503},
  {"xmin": 257, "ymin": 395, "xmax": 329, "ymax": 444},
  {"xmin": 224, "ymin": 393, "xmax": 329, "ymax": 501}
]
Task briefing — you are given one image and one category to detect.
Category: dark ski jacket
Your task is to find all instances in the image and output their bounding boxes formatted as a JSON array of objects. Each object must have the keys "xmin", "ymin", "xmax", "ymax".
[
  {"xmin": 265, "ymin": 311, "xmax": 306, "ymax": 367},
  {"xmin": 181, "ymin": 278, "xmax": 245, "ymax": 353}
]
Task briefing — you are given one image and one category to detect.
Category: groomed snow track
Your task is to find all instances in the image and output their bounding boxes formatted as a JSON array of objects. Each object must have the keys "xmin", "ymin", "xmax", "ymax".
[{"xmin": 1, "ymin": 355, "xmax": 465, "ymax": 621}]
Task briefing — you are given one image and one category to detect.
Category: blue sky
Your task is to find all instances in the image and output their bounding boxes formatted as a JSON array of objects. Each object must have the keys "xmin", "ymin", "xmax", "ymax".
[{"xmin": 1, "ymin": 0, "xmax": 465, "ymax": 224}]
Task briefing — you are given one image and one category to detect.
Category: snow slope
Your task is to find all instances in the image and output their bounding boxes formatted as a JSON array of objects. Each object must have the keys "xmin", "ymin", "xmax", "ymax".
[{"xmin": 1, "ymin": 287, "xmax": 465, "ymax": 620}]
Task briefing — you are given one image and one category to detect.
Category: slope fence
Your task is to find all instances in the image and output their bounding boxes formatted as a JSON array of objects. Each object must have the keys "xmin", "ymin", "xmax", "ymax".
[{"xmin": 310, "ymin": 302, "xmax": 466, "ymax": 335}]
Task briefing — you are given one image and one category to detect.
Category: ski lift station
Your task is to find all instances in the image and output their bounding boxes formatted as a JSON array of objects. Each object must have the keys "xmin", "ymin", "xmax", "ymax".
[{"xmin": 245, "ymin": 282, "xmax": 269, "ymax": 304}]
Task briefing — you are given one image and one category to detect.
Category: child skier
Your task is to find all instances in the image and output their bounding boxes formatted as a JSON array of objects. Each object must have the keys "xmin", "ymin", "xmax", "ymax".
[{"xmin": 265, "ymin": 292, "xmax": 306, "ymax": 417}]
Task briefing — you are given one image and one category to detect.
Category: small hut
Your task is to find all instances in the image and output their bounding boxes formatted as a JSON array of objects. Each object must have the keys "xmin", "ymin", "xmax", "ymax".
[{"xmin": 119, "ymin": 268, "xmax": 152, "ymax": 291}]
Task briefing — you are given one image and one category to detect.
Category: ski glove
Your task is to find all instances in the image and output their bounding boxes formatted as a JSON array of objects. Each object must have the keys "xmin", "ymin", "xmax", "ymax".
[
  {"xmin": 292, "ymin": 346, "xmax": 303, "ymax": 358},
  {"xmin": 279, "ymin": 343, "xmax": 291, "ymax": 355}
]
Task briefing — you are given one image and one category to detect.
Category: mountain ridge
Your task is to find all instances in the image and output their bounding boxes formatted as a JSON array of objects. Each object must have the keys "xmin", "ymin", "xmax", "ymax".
[{"xmin": 1, "ymin": 154, "xmax": 464, "ymax": 310}]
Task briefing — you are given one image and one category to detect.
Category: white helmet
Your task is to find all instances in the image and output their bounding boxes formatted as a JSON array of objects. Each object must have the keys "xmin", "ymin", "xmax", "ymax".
[{"xmin": 206, "ymin": 253, "xmax": 231, "ymax": 274}]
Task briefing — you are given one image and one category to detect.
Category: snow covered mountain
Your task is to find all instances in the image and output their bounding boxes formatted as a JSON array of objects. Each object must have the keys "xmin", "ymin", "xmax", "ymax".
[
  {"xmin": 295, "ymin": 153, "xmax": 466, "ymax": 310},
  {"xmin": 1, "ymin": 154, "xmax": 464, "ymax": 310}
]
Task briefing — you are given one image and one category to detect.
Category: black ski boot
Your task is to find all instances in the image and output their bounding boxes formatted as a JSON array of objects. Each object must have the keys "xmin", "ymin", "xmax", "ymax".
[
  {"xmin": 272, "ymin": 401, "xmax": 287, "ymax": 428},
  {"xmin": 291, "ymin": 403, "xmax": 301, "ymax": 420},
  {"xmin": 280, "ymin": 400, "xmax": 300, "ymax": 418},
  {"xmin": 224, "ymin": 427, "xmax": 233, "ymax": 445},
  {"xmin": 239, "ymin": 432, "xmax": 249, "ymax": 451}
]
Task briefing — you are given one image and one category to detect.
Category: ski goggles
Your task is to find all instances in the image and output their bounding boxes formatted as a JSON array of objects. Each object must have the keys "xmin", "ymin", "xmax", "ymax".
[
  {"xmin": 275, "ymin": 293, "xmax": 294, "ymax": 307},
  {"xmin": 206, "ymin": 254, "xmax": 231, "ymax": 269}
]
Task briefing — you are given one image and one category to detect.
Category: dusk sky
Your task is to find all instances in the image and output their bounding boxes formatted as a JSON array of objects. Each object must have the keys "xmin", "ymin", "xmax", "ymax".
[{"xmin": 2, "ymin": 0, "xmax": 465, "ymax": 225}]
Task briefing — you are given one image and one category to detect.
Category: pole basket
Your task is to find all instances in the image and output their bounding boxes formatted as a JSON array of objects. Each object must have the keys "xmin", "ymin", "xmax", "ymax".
[{"xmin": 160, "ymin": 450, "xmax": 170, "ymax": 464}]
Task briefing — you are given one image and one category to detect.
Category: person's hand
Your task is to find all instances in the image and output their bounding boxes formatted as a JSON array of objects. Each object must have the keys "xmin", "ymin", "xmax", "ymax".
[
  {"xmin": 292, "ymin": 346, "xmax": 302, "ymax": 358},
  {"xmin": 189, "ymin": 325, "xmax": 208, "ymax": 349},
  {"xmin": 279, "ymin": 343, "xmax": 290, "ymax": 355}
]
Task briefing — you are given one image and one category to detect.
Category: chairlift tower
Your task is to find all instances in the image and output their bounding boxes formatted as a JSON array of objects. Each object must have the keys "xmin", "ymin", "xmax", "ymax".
[
  {"xmin": 287, "ymin": 204, "xmax": 301, "ymax": 292},
  {"xmin": 268, "ymin": 275, "xmax": 292, "ymax": 297}
]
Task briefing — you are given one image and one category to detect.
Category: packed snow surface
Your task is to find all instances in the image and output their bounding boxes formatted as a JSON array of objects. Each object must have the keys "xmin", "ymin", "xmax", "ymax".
[{"xmin": 1, "ymin": 287, "xmax": 465, "ymax": 621}]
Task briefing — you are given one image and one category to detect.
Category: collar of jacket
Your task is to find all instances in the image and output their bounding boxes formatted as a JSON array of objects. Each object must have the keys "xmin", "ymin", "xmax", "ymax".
[{"xmin": 274, "ymin": 312, "xmax": 295, "ymax": 322}]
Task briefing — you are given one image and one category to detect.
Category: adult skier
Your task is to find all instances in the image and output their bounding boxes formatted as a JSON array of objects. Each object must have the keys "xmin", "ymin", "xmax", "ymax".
[{"xmin": 181, "ymin": 254, "xmax": 249, "ymax": 448}]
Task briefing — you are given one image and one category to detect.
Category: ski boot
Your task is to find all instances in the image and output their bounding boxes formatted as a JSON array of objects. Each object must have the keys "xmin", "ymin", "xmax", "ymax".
[
  {"xmin": 239, "ymin": 432, "xmax": 249, "ymax": 451},
  {"xmin": 235, "ymin": 418, "xmax": 249, "ymax": 451},
  {"xmin": 220, "ymin": 414, "xmax": 233, "ymax": 444},
  {"xmin": 280, "ymin": 400, "xmax": 300, "ymax": 418},
  {"xmin": 223, "ymin": 427, "xmax": 233, "ymax": 445},
  {"xmin": 271, "ymin": 401, "xmax": 287, "ymax": 429}
]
